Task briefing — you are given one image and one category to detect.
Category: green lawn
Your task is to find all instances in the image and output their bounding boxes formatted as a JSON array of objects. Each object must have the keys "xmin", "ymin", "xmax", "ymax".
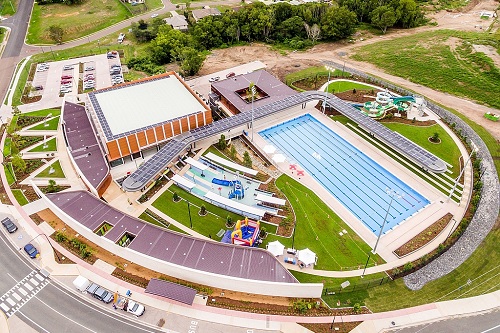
[
  {"xmin": 28, "ymin": 116, "xmax": 60, "ymax": 131},
  {"xmin": 352, "ymin": 30, "xmax": 500, "ymax": 109},
  {"xmin": 326, "ymin": 80, "xmax": 378, "ymax": 94},
  {"xmin": 12, "ymin": 189, "xmax": 29, "ymax": 206},
  {"xmin": 11, "ymin": 61, "xmax": 32, "ymax": 106},
  {"xmin": 27, "ymin": 0, "xmax": 131, "ymax": 44},
  {"xmin": 28, "ymin": 137, "xmax": 57, "ymax": 152},
  {"xmin": 0, "ymin": 27, "xmax": 6, "ymax": 44},
  {"xmin": 152, "ymin": 185, "xmax": 243, "ymax": 238},
  {"xmin": 4, "ymin": 163, "xmax": 16, "ymax": 185},
  {"xmin": 35, "ymin": 160, "xmax": 65, "ymax": 178},
  {"xmin": 22, "ymin": 108, "xmax": 61, "ymax": 118},
  {"xmin": 3, "ymin": 137, "xmax": 12, "ymax": 157},
  {"xmin": 267, "ymin": 175, "xmax": 383, "ymax": 271},
  {"xmin": 167, "ymin": 223, "xmax": 188, "ymax": 234},
  {"xmin": 0, "ymin": 0, "xmax": 16, "ymax": 16},
  {"xmin": 383, "ymin": 123, "xmax": 461, "ymax": 177}
]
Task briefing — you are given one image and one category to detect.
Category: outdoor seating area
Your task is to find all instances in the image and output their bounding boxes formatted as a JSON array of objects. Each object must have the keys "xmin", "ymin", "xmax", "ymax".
[{"xmin": 266, "ymin": 241, "xmax": 318, "ymax": 268}]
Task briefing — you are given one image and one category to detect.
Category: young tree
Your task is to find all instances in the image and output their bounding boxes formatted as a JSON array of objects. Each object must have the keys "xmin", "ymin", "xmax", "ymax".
[
  {"xmin": 48, "ymin": 25, "xmax": 64, "ymax": 44},
  {"xmin": 229, "ymin": 145, "xmax": 237, "ymax": 159},
  {"xmin": 218, "ymin": 134, "xmax": 227, "ymax": 150},
  {"xmin": 11, "ymin": 154, "xmax": 25, "ymax": 173},
  {"xmin": 371, "ymin": 6, "xmax": 397, "ymax": 34},
  {"xmin": 321, "ymin": 6, "xmax": 357, "ymax": 40},
  {"xmin": 180, "ymin": 47, "xmax": 205, "ymax": 76},
  {"xmin": 243, "ymin": 151, "xmax": 252, "ymax": 168},
  {"xmin": 47, "ymin": 179, "xmax": 60, "ymax": 193}
]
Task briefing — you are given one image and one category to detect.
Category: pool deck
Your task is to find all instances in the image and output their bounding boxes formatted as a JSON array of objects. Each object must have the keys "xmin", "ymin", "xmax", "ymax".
[{"xmin": 251, "ymin": 105, "xmax": 467, "ymax": 264}]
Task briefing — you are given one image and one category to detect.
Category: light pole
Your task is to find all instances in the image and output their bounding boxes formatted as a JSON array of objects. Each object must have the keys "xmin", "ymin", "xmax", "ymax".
[
  {"xmin": 28, "ymin": 233, "xmax": 61, "ymax": 262},
  {"xmin": 187, "ymin": 200, "xmax": 192, "ymax": 229},
  {"xmin": 361, "ymin": 188, "xmax": 402, "ymax": 277},
  {"xmin": 250, "ymin": 84, "xmax": 256, "ymax": 142},
  {"xmin": 323, "ymin": 69, "xmax": 331, "ymax": 114}
]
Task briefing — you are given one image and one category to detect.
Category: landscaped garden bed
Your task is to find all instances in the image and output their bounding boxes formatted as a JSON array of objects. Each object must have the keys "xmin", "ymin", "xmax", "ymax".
[
  {"xmin": 299, "ymin": 322, "xmax": 362, "ymax": 333},
  {"xmin": 394, "ymin": 213, "xmax": 453, "ymax": 257}
]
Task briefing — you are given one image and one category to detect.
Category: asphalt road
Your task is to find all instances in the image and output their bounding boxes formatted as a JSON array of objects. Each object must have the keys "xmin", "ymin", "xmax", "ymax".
[
  {"xmin": 0, "ymin": 230, "xmax": 166, "ymax": 333},
  {"xmin": 388, "ymin": 310, "xmax": 500, "ymax": 333}
]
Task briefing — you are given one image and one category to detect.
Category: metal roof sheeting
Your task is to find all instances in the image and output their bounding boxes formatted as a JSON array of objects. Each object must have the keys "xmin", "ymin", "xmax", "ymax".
[
  {"xmin": 255, "ymin": 194, "xmax": 286, "ymax": 206},
  {"xmin": 145, "ymin": 279, "xmax": 196, "ymax": 305},
  {"xmin": 204, "ymin": 152, "xmax": 258, "ymax": 175}
]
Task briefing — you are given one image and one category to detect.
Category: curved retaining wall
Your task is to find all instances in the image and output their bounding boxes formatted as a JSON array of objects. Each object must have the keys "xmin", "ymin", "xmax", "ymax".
[{"xmin": 322, "ymin": 60, "xmax": 500, "ymax": 289}]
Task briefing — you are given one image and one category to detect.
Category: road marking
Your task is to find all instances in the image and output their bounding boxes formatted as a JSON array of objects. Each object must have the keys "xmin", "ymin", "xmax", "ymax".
[
  {"xmin": 0, "ymin": 271, "xmax": 49, "ymax": 317},
  {"xmin": 0, "ymin": 303, "xmax": 9, "ymax": 312},
  {"xmin": 35, "ymin": 273, "xmax": 44, "ymax": 281},
  {"xmin": 17, "ymin": 311, "xmax": 50, "ymax": 333},
  {"xmin": 481, "ymin": 324, "xmax": 500, "ymax": 333},
  {"xmin": 12, "ymin": 293, "xmax": 21, "ymax": 301}
]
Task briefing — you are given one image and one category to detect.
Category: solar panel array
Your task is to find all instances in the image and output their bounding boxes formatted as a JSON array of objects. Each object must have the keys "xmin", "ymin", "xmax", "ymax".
[{"xmin": 122, "ymin": 92, "xmax": 446, "ymax": 191}]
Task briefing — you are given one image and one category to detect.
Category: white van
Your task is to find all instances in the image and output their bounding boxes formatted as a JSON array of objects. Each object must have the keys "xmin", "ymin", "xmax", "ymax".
[{"xmin": 73, "ymin": 276, "xmax": 90, "ymax": 292}]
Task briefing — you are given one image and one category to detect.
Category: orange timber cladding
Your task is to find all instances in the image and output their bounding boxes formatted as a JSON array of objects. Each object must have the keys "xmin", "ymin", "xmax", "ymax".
[{"xmin": 105, "ymin": 110, "xmax": 213, "ymax": 161}]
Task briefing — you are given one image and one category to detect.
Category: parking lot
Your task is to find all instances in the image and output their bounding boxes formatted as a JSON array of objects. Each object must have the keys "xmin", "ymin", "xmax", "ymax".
[{"xmin": 30, "ymin": 53, "xmax": 123, "ymax": 104}]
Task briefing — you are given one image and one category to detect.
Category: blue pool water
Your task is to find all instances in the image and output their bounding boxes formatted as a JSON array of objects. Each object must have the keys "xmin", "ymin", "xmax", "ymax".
[{"xmin": 259, "ymin": 114, "xmax": 429, "ymax": 235}]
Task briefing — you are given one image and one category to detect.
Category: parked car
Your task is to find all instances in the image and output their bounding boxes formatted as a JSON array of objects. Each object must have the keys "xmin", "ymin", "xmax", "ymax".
[
  {"xmin": 93, "ymin": 287, "xmax": 113, "ymax": 303},
  {"xmin": 61, "ymin": 80, "xmax": 71, "ymax": 84},
  {"xmin": 61, "ymin": 75, "xmax": 72, "ymax": 79},
  {"xmin": 84, "ymin": 77, "xmax": 94, "ymax": 81},
  {"xmin": 151, "ymin": 13, "xmax": 158, "ymax": 18},
  {"xmin": 24, "ymin": 243, "xmax": 38, "ymax": 258},
  {"xmin": 86, "ymin": 282, "xmax": 100, "ymax": 295},
  {"xmin": 208, "ymin": 76, "xmax": 220, "ymax": 82},
  {"xmin": 85, "ymin": 66, "xmax": 95, "ymax": 71},
  {"xmin": 126, "ymin": 300, "xmax": 145, "ymax": 316},
  {"xmin": 226, "ymin": 72, "xmax": 235, "ymax": 78},
  {"xmin": 34, "ymin": 85, "xmax": 43, "ymax": 91},
  {"xmin": 63, "ymin": 65, "xmax": 73, "ymax": 70},
  {"xmin": 1, "ymin": 217, "xmax": 17, "ymax": 233}
]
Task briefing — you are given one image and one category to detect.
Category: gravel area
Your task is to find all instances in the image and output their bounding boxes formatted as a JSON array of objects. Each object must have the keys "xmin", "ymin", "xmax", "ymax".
[{"xmin": 324, "ymin": 61, "xmax": 500, "ymax": 290}]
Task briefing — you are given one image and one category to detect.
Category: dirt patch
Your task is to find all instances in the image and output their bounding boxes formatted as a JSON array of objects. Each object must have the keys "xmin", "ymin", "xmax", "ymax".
[
  {"xmin": 300, "ymin": 322, "xmax": 362, "ymax": 333},
  {"xmin": 472, "ymin": 44, "xmax": 500, "ymax": 69}
]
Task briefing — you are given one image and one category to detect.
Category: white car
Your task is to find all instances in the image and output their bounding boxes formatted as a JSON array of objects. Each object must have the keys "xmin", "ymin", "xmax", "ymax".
[
  {"xmin": 208, "ymin": 76, "xmax": 220, "ymax": 82},
  {"xmin": 126, "ymin": 300, "xmax": 145, "ymax": 316},
  {"xmin": 85, "ymin": 66, "xmax": 95, "ymax": 71},
  {"xmin": 151, "ymin": 13, "xmax": 158, "ymax": 18}
]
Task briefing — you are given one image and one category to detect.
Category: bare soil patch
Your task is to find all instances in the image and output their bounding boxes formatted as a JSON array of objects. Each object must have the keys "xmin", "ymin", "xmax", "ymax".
[{"xmin": 299, "ymin": 322, "xmax": 362, "ymax": 333}]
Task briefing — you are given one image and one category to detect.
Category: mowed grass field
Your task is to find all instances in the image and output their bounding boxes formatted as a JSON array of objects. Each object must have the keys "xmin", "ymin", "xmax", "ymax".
[
  {"xmin": 27, "ymin": 0, "xmax": 131, "ymax": 44},
  {"xmin": 352, "ymin": 30, "xmax": 500, "ymax": 109}
]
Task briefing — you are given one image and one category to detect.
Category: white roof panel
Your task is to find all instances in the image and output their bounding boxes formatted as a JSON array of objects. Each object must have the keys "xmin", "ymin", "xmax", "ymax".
[
  {"xmin": 204, "ymin": 191, "xmax": 266, "ymax": 218},
  {"xmin": 185, "ymin": 157, "xmax": 208, "ymax": 171},
  {"xmin": 93, "ymin": 75, "xmax": 206, "ymax": 136},
  {"xmin": 255, "ymin": 194, "xmax": 285, "ymax": 206},
  {"xmin": 204, "ymin": 152, "xmax": 258, "ymax": 175},
  {"xmin": 172, "ymin": 174, "xmax": 195, "ymax": 189}
]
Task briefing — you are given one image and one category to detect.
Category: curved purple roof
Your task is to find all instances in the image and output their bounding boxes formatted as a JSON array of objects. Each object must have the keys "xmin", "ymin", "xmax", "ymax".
[{"xmin": 47, "ymin": 190, "xmax": 297, "ymax": 284}]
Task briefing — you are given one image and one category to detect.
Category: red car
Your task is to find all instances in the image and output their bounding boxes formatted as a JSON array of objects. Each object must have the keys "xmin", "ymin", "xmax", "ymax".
[
  {"xmin": 61, "ymin": 75, "xmax": 72, "ymax": 79},
  {"xmin": 226, "ymin": 72, "xmax": 236, "ymax": 78},
  {"xmin": 61, "ymin": 80, "xmax": 71, "ymax": 84}
]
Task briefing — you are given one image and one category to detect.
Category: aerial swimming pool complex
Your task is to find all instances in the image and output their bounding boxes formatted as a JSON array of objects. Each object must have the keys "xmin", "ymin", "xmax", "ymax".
[{"xmin": 259, "ymin": 114, "xmax": 429, "ymax": 235}]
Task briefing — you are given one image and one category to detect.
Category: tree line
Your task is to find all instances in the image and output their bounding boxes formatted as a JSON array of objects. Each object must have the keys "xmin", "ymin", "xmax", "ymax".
[{"xmin": 128, "ymin": 1, "xmax": 425, "ymax": 76}]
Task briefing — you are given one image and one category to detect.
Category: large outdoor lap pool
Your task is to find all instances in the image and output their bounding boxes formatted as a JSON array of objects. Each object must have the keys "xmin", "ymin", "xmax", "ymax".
[{"xmin": 259, "ymin": 114, "xmax": 429, "ymax": 235}]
